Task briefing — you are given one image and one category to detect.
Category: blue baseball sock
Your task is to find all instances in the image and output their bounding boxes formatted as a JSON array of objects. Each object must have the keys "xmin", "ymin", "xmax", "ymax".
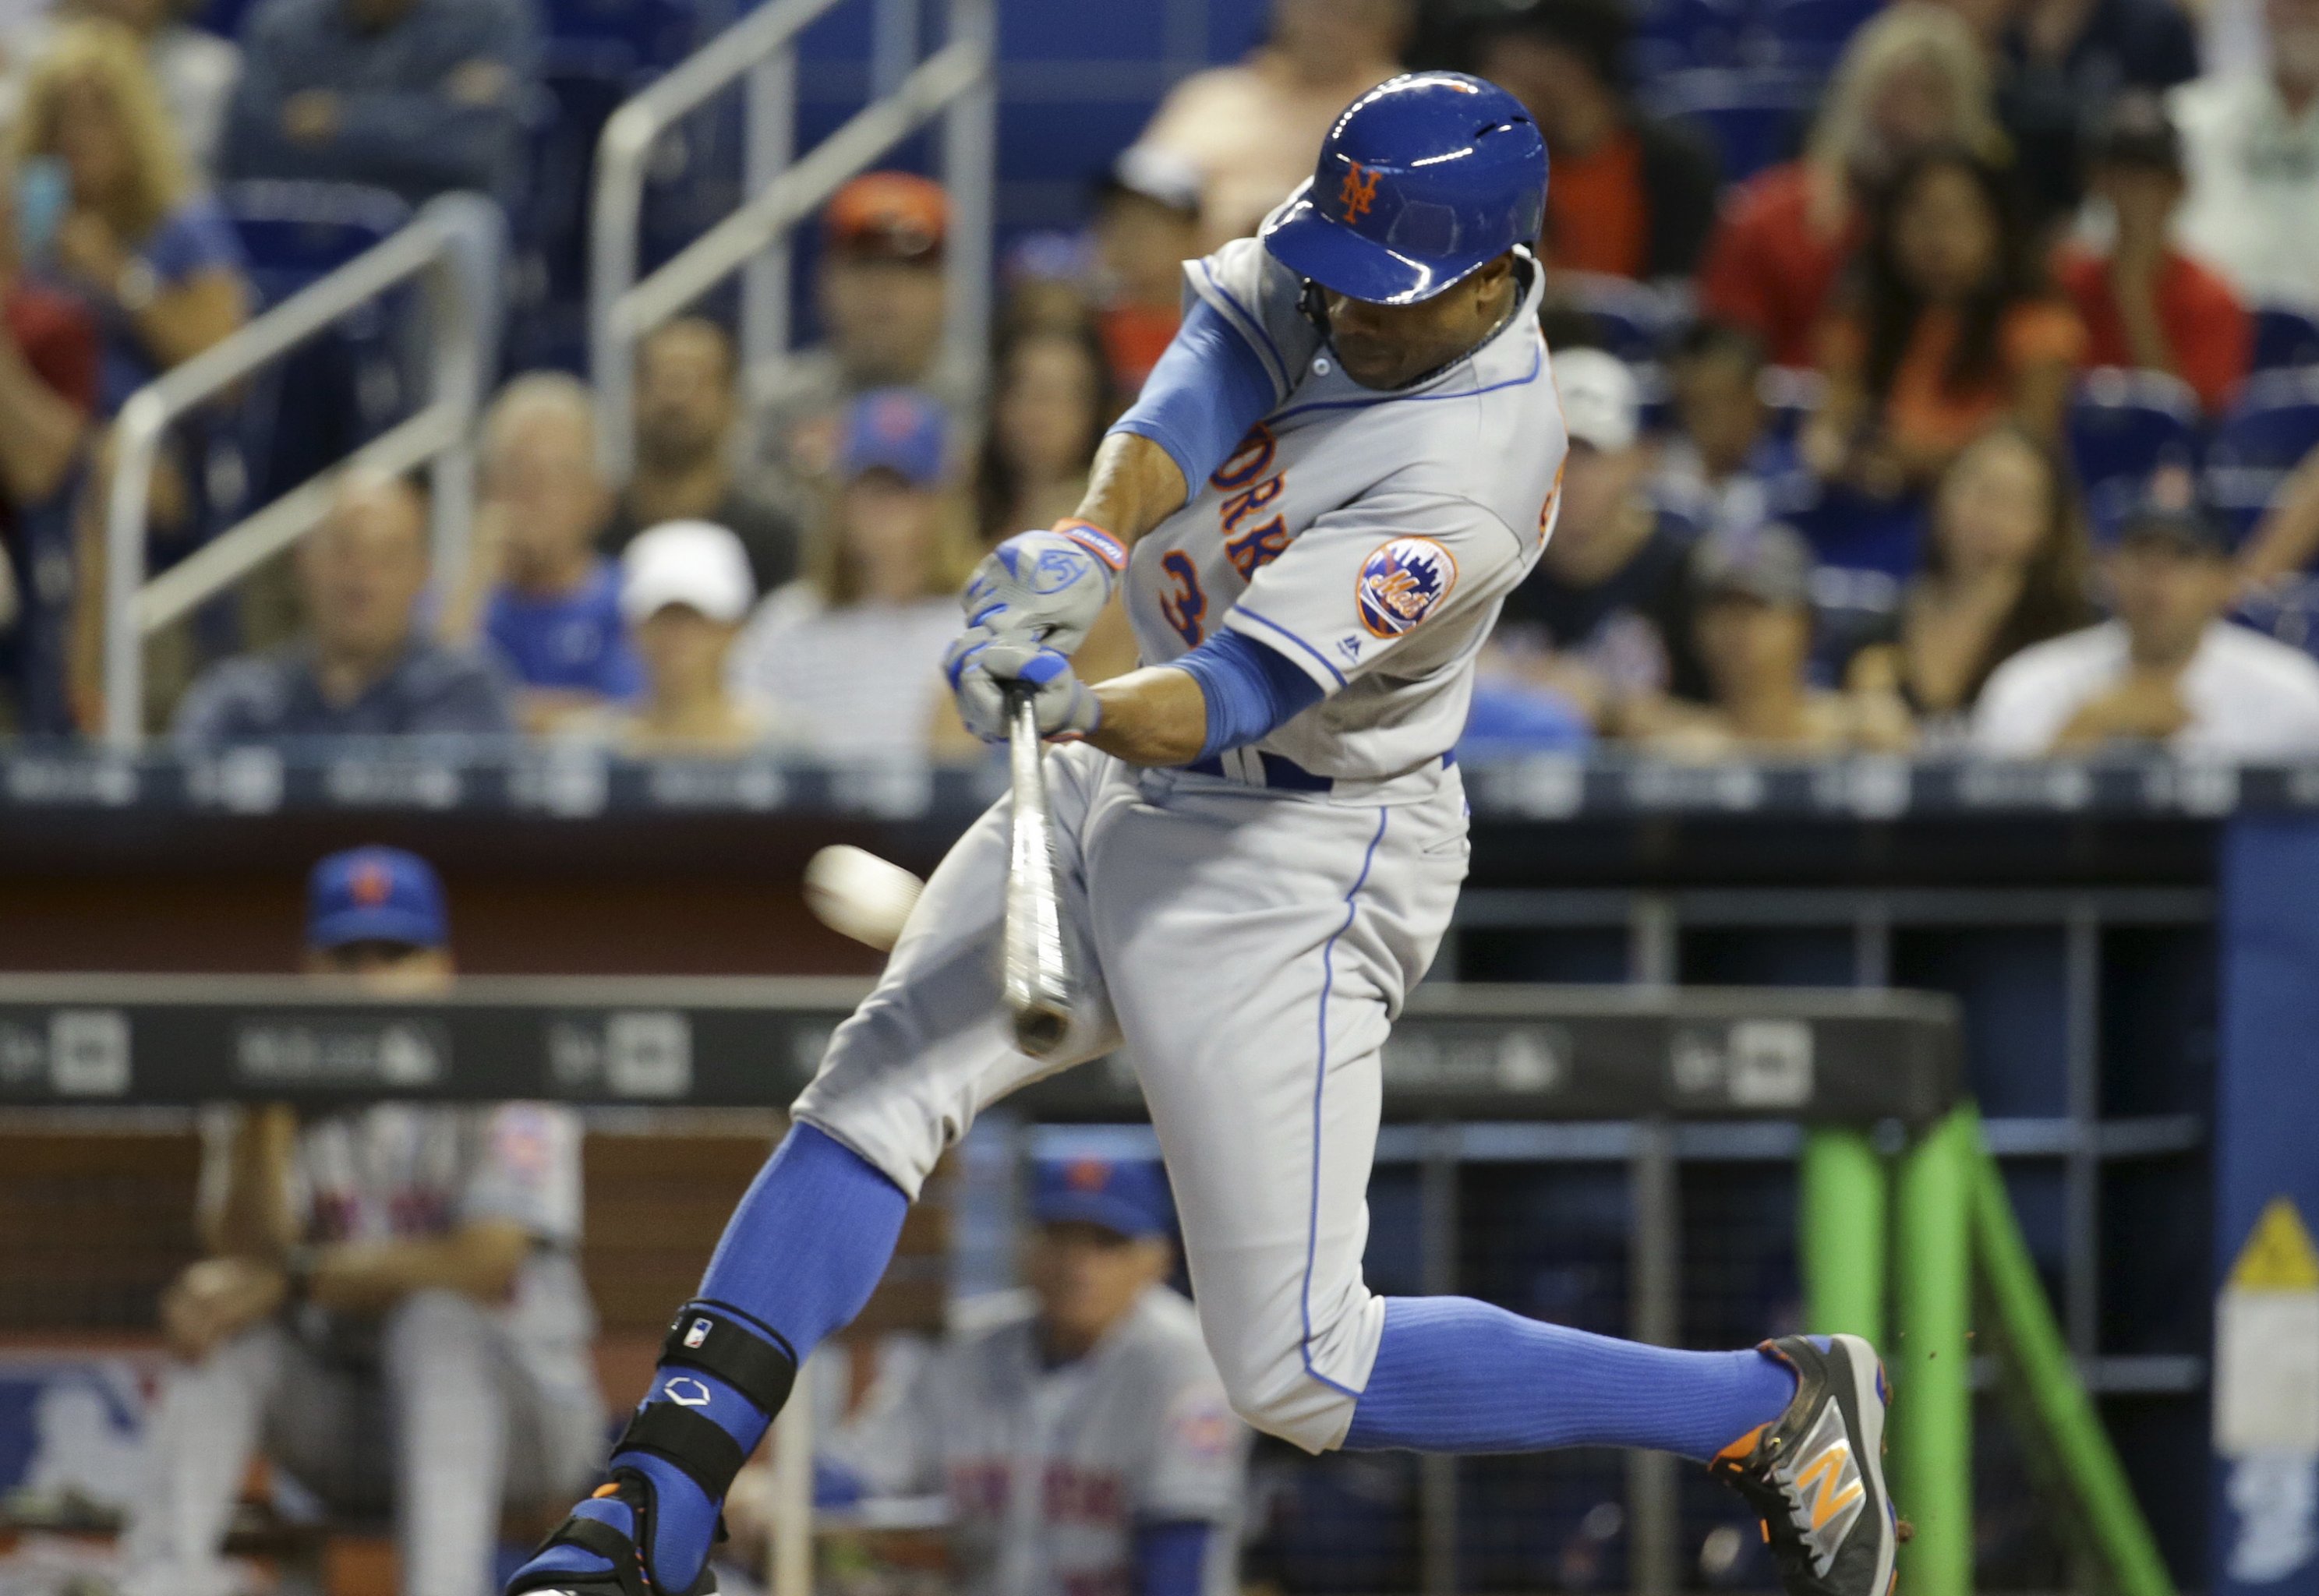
[
  {"xmin": 1342, "ymin": 1297, "xmax": 1798, "ymax": 1461},
  {"xmin": 518, "ymin": 1125, "xmax": 908, "ymax": 1591}
]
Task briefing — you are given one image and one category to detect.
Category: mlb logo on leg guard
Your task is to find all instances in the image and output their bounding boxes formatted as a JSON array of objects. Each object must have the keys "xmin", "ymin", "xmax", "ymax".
[
  {"xmin": 1357, "ymin": 538, "xmax": 1457, "ymax": 638},
  {"xmin": 684, "ymin": 1318, "xmax": 712, "ymax": 1349}
]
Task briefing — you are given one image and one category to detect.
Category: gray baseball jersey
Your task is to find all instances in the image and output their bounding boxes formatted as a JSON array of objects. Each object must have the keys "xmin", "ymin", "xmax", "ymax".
[
  {"xmin": 794, "ymin": 209, "xmax": 1568, "ymax": 1460},
  {"xmin": 1122, "ymin": 227, "xmax": 1568, "ymax": 781},
  {"xmin": 197, "ymin": 1102, "xmax": 597, "ymax": 1375},
  {"xmin": 828, "ymin": 1287, "xmax": 1250, "ymax": 1596}
]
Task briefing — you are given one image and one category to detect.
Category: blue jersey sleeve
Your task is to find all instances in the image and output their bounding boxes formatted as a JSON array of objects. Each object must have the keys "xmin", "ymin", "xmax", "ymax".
[
  {"xmin": 1108, "ymin": 298, "xmax": 1279, "ymax": 497},
  {"xmin": 1172, "ymin": 627, "xmax": 1327, "ymax": 759}
]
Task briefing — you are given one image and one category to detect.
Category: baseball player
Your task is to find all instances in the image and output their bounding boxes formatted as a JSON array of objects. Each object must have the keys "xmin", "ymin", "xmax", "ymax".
[
  {"xmin": 513, "ymin": 75, "xmax": 1897, "ymax": 1596},
  {"xmin": 775, "ymin": 1155, "xmax": 1247, "ymax": 1596},
  {"xmin": 122, "ymin": 848, "xmax": 606, "ymax": 1596}
]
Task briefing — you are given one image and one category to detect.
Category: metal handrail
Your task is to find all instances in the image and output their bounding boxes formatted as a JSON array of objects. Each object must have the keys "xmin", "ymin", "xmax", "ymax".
[
  {"xmin": 101, "ymin": 193, "xmax": 505, "ymax": 750},
  {"xmin": 589, "ymin": 0, "xmax": 995, "ymax": 481}
]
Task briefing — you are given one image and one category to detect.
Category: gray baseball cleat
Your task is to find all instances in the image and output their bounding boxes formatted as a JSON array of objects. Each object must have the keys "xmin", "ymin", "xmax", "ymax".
[{"xmin": 1709, "ymin": 1334, "xmax": 1901, "ymax": 1596}]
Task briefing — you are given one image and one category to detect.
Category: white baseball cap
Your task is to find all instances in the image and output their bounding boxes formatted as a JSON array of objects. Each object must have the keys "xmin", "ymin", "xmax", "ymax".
[
  {"xmin": 620, "ymin": 520, "xmax": 756, "ymax": 626},
  {"xmin": 1554, "ymin": 347, "xmax": 1642, "ymax": 454}
]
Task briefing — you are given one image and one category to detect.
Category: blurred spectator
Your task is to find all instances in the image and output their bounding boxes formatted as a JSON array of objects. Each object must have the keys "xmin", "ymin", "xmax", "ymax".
[
  {"xmin": 1139, "ymin": 0, "xmax": 1410, "ymax": 248},
  {"xmin": 2172, "ymin": 0, "xmax": 2319, "ymax": 312},
  {"xmin": 1090, "ymin": 144, "xmax": 1203, "ymax": 394},
  {"xmin": 729, "ymin": 388, "xmax": 978, "ymax": 762},
  {"xmin": 452, "ymin": 373, "xmax": 642, "ymax": 733},
  {"xmin": 1974, "ymin": 496, "xmax": 2319, "ymax": 756},
  {"xmin": 755, "ymin": 171, "xmax": 970, "ymax": 494},
  {"xmin": 2054, "ymin": 91, "xmax": 2248, "ymax": 415},
  {"xmin": 222, "ymin": 0, "xmax": 536, "ymax": 208},
  {"xmin": 1640, "ymin": 524, "xmax": 1909, "ymax": 754},
  {"xmin": 606, "ymin": 519, "xmax": 770, "ymax": 757},
  {"xmin": 8, "ymin": 18, "xmax": 246, "ymax": 412},
  {"xmin": 0, "ymin": 157, "xmax": 97, "ymax": 633},
  {"xmin": 1490, "ymin": 348, "xmax": 1709, "ymax": 732},
  {"xmin": 600, "ymin": 316, "xmax": 800, "ymax": 597},
  {"xmin": 1807, "ymin": 146, "xmax": 2083, "ymax": 496},
  {"xmin": 70, "ymin": 0, "xmax": 237, "ymax": 177},
  {"xmin": 741, "ymin": 1156, "xmax": 1249, "ymax": 1596},
  {"xmin": 1930, "ymin": 0, "xmax": 2200, "ymax": 229},
  {"xmin": 118, "ymin": 846, "xmax": 603, "ymax": 1596},
  {"xmin": 1699, "ymin": 3, "xmax": 2004, "ymax": 365},
  {"xmin": 173, "ymin": 471, "xmax": 514, "ymax": 743},
  {"xmin": 1844, "ymin": 425, "xmax": 2096, "ymax": 740},
  {"xmin": 1465, "ymin": 0, "xmax": 1720, "ymax": 281},
  {"xmin": 2, "ymin": 0, "xmax": 241, "ymax": 178},
  {"xmin": 1652, "ymin": 322, "xmax": 1815, "ymax": 545},
  {"xmin": 974, "ymin": 317, "xmax": 1117, "ymax": 545}
]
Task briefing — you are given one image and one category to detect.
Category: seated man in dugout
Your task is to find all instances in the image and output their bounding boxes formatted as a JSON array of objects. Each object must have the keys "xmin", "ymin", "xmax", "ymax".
[{"xmin": 116, "ymin": 846, "xmax": 604, "ymax": 1596}]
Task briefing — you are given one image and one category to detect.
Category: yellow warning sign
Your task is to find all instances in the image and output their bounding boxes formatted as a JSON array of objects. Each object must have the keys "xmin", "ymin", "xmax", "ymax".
[{"xmin": 2229, "ymin": 1198, "xmax": 2319, "ymax": 1291}]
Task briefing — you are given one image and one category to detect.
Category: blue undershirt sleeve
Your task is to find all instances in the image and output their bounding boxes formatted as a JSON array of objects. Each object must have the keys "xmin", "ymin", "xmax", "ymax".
[
  {"xmin": 1133, "ymin": 1520, "xmax": 1216, "ymax": 1596},
  {"xmin": 1172, "ymin": 629, "xmax": 1327, "ymax": 761},
  {"xmin": 1108, "ymin": 298, "xmax": 1280, "ymax": 493}
]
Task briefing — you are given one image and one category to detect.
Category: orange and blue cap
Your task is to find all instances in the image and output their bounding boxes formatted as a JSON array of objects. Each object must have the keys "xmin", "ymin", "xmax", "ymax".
[
  {"xmin": 306, "ymin": 846, "xmax": 449, "ymax": 951},
  {"xmin": 1032, "ymin": 1156, "xmax": 1175, "ymax": 1241}
]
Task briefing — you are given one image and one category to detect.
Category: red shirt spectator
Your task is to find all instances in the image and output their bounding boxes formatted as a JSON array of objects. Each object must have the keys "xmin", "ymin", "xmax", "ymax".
[
  {"xmin": 1698, "ymin": 3, "xmax": 2006, "ymax": 364},
  {"xmin": 1700, "ymin": 164, "xmax": 1863, "ymax": 366},
  {"xmin": 2049, "ymin": 92, "xmax": 2251, "ymax": 416},
  {"xmin": 2055, "ymin": 245, "xmax": 2248, "ymax": 415}
]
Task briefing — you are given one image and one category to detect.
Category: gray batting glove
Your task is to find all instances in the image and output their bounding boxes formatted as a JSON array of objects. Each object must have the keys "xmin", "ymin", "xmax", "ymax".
[
  {"xmin": 960, "ymin": 522, "xmax": 1126, "ymax": 656},
  {"xmin": 945, "ymin": 630, "xmax": 1102, "ymax": 743}
]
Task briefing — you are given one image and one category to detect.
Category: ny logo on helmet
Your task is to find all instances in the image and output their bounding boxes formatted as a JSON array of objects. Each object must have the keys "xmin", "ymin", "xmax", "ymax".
[{"xmin": 1339, "ymin": 162, "xmax": 1380, "ymax": 222}]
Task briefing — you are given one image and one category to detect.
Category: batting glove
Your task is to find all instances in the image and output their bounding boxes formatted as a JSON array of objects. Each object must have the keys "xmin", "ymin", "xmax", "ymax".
[
  {"xmin": 960, "ymin": 520, "xmax": 1126, "ymax": 655},
  {"xmin": 944, "ymin": 630, "xmax": 1102, "ymax": 743}
]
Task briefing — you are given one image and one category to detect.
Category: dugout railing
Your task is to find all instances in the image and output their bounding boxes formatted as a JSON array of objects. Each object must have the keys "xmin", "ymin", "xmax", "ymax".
[
  {"xmin": 0, "ymin": 973, "xmax": 2169, "ymax": 1596},
  {"xmin": 585, "ymin": 0, "xmax": 995, "ymax": 482}
]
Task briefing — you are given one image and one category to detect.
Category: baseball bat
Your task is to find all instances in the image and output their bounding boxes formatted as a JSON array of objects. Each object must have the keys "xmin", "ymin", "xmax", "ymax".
[{"xmin": 1002, "ymin": 684, "xmax": 1074, "ymax": 1057}]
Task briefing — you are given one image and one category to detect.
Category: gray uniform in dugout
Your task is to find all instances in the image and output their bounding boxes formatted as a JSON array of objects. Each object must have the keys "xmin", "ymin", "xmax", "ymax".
[
  {"xmin": 827, "ymin": 1287, "xmax": 1249, "ymax": 1596},
  {"xmin": 794, "ymin": 227, "xmax": 1565, "ymax": 1456},
  {"xmin": 119, "ymin": 1104, "xmax": 606, "ymax": 1596}
]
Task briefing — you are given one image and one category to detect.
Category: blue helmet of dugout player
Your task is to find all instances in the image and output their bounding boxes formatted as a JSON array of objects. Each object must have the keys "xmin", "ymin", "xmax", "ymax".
[
  {"xmin": 307, "ymin": 846, "xmax": 450, "ymax": 951},
  {"xmin": 1261, "ymin": 72, "xmax": 1548, "ymax": 307},
  {"xmin": 1031, "ymin": 1155, "xmax": 1176, "ymax": 1241}
]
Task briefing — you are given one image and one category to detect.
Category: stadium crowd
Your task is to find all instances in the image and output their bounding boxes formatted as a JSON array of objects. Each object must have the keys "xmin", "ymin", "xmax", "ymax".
[{"xmin": 0, "ymin": 0, "xmax": 2317, "ymax": 761}]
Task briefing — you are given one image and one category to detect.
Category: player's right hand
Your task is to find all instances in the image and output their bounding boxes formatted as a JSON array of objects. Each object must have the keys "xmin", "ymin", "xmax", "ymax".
[
  {"xmin": 960, "ymin": 521, "xmax": 1126, "ymax": 656},
  {"xmin": 944, "ymin": 629, "xmax": 1101, "ymax": 743}
]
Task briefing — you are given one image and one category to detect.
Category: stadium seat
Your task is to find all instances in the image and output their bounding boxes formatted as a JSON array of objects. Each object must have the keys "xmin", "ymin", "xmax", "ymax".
[
  {"xmin": 218, "ymin": 183, "xmax": 416, "ymax": 522},
  {"xmin": 1554, "ymin": 272, "xmax": 1683, "ymax": 365},
  {"xmin": 1642, "ymin": 69, "xmax": 1815, "ymax": 183},
  {"xmin": 2206, "ymin": 371, "xmax": 2319, "ymax": 540},
  {"xmin": 222, "ymin": 181, "xmax": 412, "ymax": 306},
  {"xmin": 1632, "ymin": 0, "xmax": 1757, "ymax": 73},
  {"xmin": 2068, "ymin": 367, "xmax": 2202, "ymax": 503},
  {"xmin": 1754, "ymin": 0, "xmax": 1880, "ymax": 68},
  {"xmin": 541, "ymin": 0, "xmax": 699, "ymax": 69},
  {"xmin": 1759, "ymin": 365, "xmax": 1825, "ymax": 440},
  {"xmin": 2251, "ymin": 305, "xmax": 2319, "ymax": 375}
]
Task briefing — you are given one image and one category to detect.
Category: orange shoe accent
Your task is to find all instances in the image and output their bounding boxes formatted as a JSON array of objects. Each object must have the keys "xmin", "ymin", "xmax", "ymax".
[
  {"xmin": 1715, "ymin": 1423, "xmax": 1770, "ymax": 1465},
  {"xmin": 592, "ymin": 1483, "xmax": 622, "ymax": 1499},
  {"xmin": 1759, "ymin": 1520, "xmax": 1773, "ymax": 1543}
]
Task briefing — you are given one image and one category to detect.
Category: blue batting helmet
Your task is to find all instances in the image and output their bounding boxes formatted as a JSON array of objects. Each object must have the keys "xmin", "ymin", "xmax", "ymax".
[{"xmin": 1261, "ymin": 72, "xmax": 1548, "ymax": 306}]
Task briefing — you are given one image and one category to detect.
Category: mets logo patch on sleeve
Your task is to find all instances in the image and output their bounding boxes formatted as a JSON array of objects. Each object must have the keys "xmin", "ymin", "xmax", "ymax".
[{"xmin": 1356, "ymin": 537, "xmax": 1458, "ymax": 638}]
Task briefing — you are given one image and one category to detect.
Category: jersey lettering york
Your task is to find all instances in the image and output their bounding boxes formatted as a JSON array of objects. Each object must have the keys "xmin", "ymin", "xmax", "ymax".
[{"xmin": 1122, "ymin": 225, "xmax": 1568, "ymax": 782}]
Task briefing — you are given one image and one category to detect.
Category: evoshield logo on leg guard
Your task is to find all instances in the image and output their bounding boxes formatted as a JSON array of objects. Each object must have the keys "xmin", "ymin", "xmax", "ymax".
[{"xmin": 662, "ymin": 1377, "xmax": 712, "ymax": 1407}]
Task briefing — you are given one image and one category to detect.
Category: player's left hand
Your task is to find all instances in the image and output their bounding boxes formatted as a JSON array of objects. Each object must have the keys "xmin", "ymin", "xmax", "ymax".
[
  {"xmin": 960, "ymin": 525, "xmax": 1123, "ymax": 655},
  {"xmin": 944, "ymin": 629, "xmax": 1101, "ymax": 743}
]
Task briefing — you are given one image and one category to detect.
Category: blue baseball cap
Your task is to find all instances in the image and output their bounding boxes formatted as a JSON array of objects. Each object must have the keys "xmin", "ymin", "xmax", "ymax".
[
  {"xmin": 306, "ymin": 846, "xmax": 450, "ymax": 951},
  {"xmin": 1031, "ymin": 1156, "xmax": 1175, "ymax": 1241},
  {"xmin": 838, "ymin": 388, "xmax": 949, "ymax": 489}
]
